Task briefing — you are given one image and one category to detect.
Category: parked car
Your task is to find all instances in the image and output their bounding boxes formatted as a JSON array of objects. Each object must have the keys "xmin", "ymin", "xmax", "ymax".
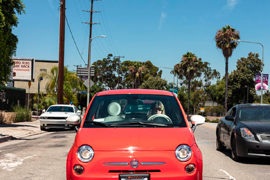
[
  {"xmin": 66, "ymin": 89, "xmax": 205, "ymax": 180},
  {"xmin": 39, "ymin": 104, "xmax": 81, "ymax": 130},
  {"xmin": 216, "ymin": 104, "xmax": 270, "ymax": 161}
]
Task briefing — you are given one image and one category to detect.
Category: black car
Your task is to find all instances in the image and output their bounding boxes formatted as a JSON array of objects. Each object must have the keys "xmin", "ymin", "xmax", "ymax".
[{"xmin": 216, "ymin": 104, "xmax": 270, "ymax": 161}]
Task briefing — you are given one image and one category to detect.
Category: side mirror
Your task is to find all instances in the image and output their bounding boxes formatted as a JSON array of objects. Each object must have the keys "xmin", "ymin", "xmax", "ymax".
[
  {"xmin": 66, "ymin": 115, "xmax": 80, "ymax": 125},
  {"xmin": 190, "ymin": 115, "xmax": 205, "ymax": 132},
  {"xmin": 42, "ymin": 109, "xmax": 46, "ymax": 113},
  {"xmin": 225, "ymin": 115, "xmax": 234, "ymax": 121},
  {"xmin": 77, "ymin": 110, "xmax": 81, "ymax": 116}
]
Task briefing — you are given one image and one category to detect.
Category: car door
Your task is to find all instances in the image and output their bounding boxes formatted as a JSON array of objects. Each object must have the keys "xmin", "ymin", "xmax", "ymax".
[
  {"xmin": 223, "ymin": 107, "xmax": 236, "ymax": 147},
  {"xmin": 220, "ymin": 109, "xmax": 232, "ymax": 143}
]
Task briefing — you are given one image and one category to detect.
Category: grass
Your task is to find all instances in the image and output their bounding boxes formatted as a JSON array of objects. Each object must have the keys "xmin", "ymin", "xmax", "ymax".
[{"xmin": 205, "ymin": 118, "xmax": 220, "ymax": 123}]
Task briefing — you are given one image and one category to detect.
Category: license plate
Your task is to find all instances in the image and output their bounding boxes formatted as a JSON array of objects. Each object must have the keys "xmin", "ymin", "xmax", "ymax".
[{"xmin": 119, "ymin": 174, "xmax": 150, "ymax": 180}]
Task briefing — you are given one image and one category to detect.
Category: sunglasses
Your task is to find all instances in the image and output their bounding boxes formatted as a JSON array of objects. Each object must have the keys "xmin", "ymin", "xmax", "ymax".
[{"xmin": 154, "ymin": 107, "xmax": 163, "ymax": 111}]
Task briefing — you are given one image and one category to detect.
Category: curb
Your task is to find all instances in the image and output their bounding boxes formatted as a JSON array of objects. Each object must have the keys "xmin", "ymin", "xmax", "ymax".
[{"xmin": 0, "ymin": 135, "xmax": 16, "ymax": 143}]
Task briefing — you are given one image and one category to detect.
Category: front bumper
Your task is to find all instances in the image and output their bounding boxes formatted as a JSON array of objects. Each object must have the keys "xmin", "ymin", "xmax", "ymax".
[
  {"xmin": 67, "ymin": 149, "xmax": 203, "ymax": 180},
  {"xmin": 40, "ymin": 119, "xmax": 72, "ymax": 129},
  {"xmin": 236, "ymin": 136, "xmax": 270, "ymax": 158}
]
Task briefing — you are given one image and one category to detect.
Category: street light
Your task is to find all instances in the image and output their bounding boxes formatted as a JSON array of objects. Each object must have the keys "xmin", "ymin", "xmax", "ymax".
[
  {"xmin": 236, "ymin": 40, "xmax": 264, "ymax": 104},
  {"xmin": 37, "ymin": 77, "xmax": 43, "ymax": 117},
  {"xmin": 87, "ymin": 35, "xmax": 106, "ymax": 107}
]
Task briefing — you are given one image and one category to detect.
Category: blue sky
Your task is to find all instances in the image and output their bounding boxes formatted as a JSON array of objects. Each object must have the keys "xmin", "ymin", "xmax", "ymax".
[{"xmin": 13, "ymin": 0, "xmax": 270, "ymax": 84}]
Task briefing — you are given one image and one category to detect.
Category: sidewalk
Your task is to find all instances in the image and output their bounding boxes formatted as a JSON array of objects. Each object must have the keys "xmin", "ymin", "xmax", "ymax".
[{"xmin": 0, "ymin": 117, "xmax": 45, "ymax": 143}]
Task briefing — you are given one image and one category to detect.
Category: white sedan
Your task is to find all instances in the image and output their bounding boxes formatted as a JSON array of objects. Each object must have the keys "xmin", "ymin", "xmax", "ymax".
[{"xmin": 39, "ymin": 104, "xmax": 81, "ymax": 130}]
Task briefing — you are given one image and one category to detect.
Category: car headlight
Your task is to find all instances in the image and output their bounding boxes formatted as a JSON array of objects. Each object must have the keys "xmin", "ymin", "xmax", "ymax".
[
  {"xmin": 240, "ymin": 128, "xmax": 255, "ymax": 140},
  {"xmin": 175, "ymin": 145, "xmax": 192, "ymax": 162},
  {"xmin": 77, "ymin": 145, "xmax": 94, "ymax": 162}
]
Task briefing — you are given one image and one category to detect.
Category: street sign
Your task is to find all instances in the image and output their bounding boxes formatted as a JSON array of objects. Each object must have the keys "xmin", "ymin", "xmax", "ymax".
[
  {"xmin": 79, "ymin": 91, "xmax": 87, "ymax": 94},
  {"xmin": 77, "ymin": 67, "xmax": 95, "ymax": 77},
  {"xmin": 83, "ymin": 79, "xmax": 94, "ymax": 88},
  {"xmin": 169, "ymin": 87, "xmax": 178, "ymax": 94}
]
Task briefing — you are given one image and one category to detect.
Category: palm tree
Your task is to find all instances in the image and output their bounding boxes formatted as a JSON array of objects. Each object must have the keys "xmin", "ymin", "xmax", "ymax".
[
  {"xmin": 174, "ymin": 52, "xmax": 200, "ymax": 115},
  {"xmin": 128, "ymin": 62, "xmax": 146, "ymax": 89},
  {"xmin": 39, "ymin": 66, "xmax": 81, "ymax": 105},
  {"xmin": 215, "ymin": 24, "xmax": 240, "ymax": 113}
]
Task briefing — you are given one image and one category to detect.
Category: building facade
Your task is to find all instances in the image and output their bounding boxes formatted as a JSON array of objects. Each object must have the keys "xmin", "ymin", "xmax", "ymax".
[{"xmin": 13, "ymin": 59, "xmax": 58, "ymax": 109}]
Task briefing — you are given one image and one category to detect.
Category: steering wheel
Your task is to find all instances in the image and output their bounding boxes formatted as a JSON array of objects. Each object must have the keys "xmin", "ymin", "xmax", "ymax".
[{"xmin": 147, "ymin": 114, "xmax": 172, "ymax": 123}]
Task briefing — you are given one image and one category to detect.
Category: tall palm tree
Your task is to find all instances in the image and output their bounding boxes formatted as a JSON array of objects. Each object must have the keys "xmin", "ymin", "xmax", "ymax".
[
  {"xmin": 174, "ymin": 52, "xmax": 200, "ymax": 115},
  {"xmin": 215, "ymin": 25, "xmax": 240, "ymax": 113},
  {"xmin": 128, "ymin": 62, "xmax": 146, "ymax": 89}
]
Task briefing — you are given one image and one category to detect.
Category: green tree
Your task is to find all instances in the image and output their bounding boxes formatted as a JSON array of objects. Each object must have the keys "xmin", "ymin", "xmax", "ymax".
[
  {"xmin": 0, "ymin": 0, "xmax": 25, "ymax": 86},
  {"xmin": 215, "ymin": 24, "xmax": 240, "ymax": 113},
  {"xmin": 173, "ymin": 52, "xmax": 201, "ymax": 115},
  {"xmin": 92, "ymin": 54, "xmax": 120, "ymax": 90},
  {"xmin": 128, "ymin": 62, "xmax": 146, "ymax": 89},
  {"xmin": 39, "ymin": 66, "xmax": 82, "ymax": 106},
  {"xmin": 227, "ymin": 52, "xmax": 263, "ymax": 107},
  {"xmin": 138, "ymin": 76, "xmax": 167, "ymax": 90}
]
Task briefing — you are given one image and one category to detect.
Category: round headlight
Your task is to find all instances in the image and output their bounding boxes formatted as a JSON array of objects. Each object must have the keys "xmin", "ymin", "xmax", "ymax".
[
  {"xmin": 77, "ymin": 145, "xmax": 94, "ymax": 162},
  {"xmin": 175, "ymin": 145, "xmax": 192, "ymax": 161}
]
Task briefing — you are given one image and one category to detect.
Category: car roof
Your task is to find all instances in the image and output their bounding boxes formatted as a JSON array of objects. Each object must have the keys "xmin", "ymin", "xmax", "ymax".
[
  {"xmin": 97, "ymin": 89, "xmax": 174, "ymax": 96},
  {"xmin": 49, "ymin": 104, "xmax": 74, "ymax": 107},
  {"xmin": 237, "ymin": 103, "xmax": 270, "ymax": 108}
]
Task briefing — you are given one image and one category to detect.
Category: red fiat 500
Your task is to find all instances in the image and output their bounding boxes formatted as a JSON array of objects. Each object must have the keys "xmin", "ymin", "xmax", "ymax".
[{"xmin": 66, "ymin": 89, "xmax": 205, "ymax": 180}]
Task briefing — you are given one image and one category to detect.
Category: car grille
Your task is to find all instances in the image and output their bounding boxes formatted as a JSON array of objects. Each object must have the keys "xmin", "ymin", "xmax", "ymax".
[
  {"xmin": 259, "ymin": 134, "xmax": 270, "ymax": 141},
  {"xmin": 44, "ymin": 117, "xmax": 66, "ymax": 120},
  {"xmin": 248, "ymin": 149, "xmax": 270, "ymax": 155},
  {"xmin": 109, "ymin": 170, "xmax": 160, "ymax": 173}
]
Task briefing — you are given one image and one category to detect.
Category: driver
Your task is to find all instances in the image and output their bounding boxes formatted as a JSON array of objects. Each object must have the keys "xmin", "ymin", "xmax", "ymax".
[{"xmin": 148, "ymin": 101, "xmax": 165, "ymax": 117}]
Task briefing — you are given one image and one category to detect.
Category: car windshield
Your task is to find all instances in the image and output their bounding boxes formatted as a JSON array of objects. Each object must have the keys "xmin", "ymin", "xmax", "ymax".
[
  {"xmin": 239, "ymin": 106, "xmax": 270, "ymax": 121},
  {"xmin": 83, "ymin": 94, "xmax": 186, "ymax": 127},
  {"xmin": 47, "ymin": 106, "xmax": 74, "ymax": 113}
]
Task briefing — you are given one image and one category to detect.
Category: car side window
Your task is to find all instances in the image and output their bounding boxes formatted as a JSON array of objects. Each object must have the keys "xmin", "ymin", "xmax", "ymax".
[
  {"xmin": 231, "ymin": 107, "xmax": 236, "ymax": 117},
  {"xmin": 226, "ymin": 109, "xmax": 232, "ymax": 116}
]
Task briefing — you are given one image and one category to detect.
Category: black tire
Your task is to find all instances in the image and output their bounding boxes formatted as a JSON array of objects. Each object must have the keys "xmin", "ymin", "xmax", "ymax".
[
  {"xmin": 231, "ymin": 136, "xmax": 240, "ymax": 161},
  {"xmin": 216, "ymin": 131, "xmax": 226, "ymax": 151},
  {"xmin": 40, "ymin": 126, "xmax": 45, "ymax": 131}
]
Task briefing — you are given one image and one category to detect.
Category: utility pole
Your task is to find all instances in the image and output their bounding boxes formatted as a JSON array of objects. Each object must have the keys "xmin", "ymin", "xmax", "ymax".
[
  {"xmin": 58, "ymin": 0, "xmax": 65, "ymax": 104},
  {"xmin": 114, "ymin": 56, "xmax": 124, "ymax": 89},
  {"xmin": 83, "ymin": 0, "xmax": 101, "ymax": 106}
]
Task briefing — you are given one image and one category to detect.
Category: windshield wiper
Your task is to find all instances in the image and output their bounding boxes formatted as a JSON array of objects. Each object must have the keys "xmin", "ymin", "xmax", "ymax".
[
  {"xmin": 111, "ymin": 121, "xmax": 169, "ymax": 127},
  {"xmin": 84, "ymin": 121, "xmax": 109, "ymax": 127}
]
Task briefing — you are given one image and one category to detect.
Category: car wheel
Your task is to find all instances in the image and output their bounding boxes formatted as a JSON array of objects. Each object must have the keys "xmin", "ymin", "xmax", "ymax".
[
  {"xmin": 216, "ymin": 132, "xmax": 226, "ymax": 151},
  {"xmin": 231, "ymin": 136, "xmax": 240, "ymax": 161},
  {"xmin": 40, "ymin": 126, "xmax": 45, "ymax": 131}
]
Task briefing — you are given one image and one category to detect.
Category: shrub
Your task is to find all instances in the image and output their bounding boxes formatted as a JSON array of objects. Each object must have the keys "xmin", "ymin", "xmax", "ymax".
[
  {"xmin": 0, "ymin": 112, "xmax": 4, "ymax": 124},
  {"xmin": 11, "ymin": 106, "xmax": 32, "ymax": 122}
]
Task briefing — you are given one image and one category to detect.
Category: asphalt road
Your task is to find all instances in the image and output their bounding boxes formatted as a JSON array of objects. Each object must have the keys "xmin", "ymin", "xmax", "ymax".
[{"xmin": 1, "ymin": 124, "xmax": 270, "ymax": 180}]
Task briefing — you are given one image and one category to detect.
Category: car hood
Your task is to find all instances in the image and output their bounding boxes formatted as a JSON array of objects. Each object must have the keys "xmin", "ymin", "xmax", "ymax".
[
  {"xmin": 240, "ymin": 121, "xmax": 270, "ymax": 134},
  {"xmin": 75, "ymin": 127, "xmax": 195, "ymax": 151},
  {"xmin": 40, "ymin": 112, "xmax": 74, "ymax": 117}
]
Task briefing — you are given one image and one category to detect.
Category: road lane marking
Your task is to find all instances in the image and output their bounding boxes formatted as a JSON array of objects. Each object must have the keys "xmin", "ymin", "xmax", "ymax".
[
  {"xmin": 202, "ymin": 125, "xmax": 216, "ymax": 130},
  {"xmin": 0, "ymin": 153, "xmax": 37, "ymax": 171},
  {"xmin": 219, "ymin": 169, "xmax": 236, "ymax": 180}
]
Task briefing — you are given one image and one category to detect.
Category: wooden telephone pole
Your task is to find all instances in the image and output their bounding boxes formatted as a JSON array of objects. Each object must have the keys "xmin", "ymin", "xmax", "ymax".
[{"xmin": 58, "ymin": 0, "xmax": 65, "ymax": 104}]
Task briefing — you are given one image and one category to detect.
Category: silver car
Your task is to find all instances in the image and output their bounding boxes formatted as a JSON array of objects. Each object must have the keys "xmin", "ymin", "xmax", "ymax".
[{"xmin": 39, "ymin": 104, "xmax": 81, "ymax": 130}]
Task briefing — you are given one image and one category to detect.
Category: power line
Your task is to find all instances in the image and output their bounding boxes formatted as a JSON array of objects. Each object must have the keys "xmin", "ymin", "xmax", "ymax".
[
  {"xmin": 100, "ymin": 1, "xmax": 120, "ymax": 55},
  {"xmin": 65, "ymin": 15, "xmax": 87, "ymax": 65}
]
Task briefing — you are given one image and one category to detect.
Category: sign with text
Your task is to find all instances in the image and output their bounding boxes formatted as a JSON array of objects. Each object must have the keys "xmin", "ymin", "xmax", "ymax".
[
  {"xmin": 12, "ymin": 58, "xmax": 35, "ymax": 81},
  {"xmin": 255, "ymin": 73, "xmax": 268, "ymax": 90}
]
